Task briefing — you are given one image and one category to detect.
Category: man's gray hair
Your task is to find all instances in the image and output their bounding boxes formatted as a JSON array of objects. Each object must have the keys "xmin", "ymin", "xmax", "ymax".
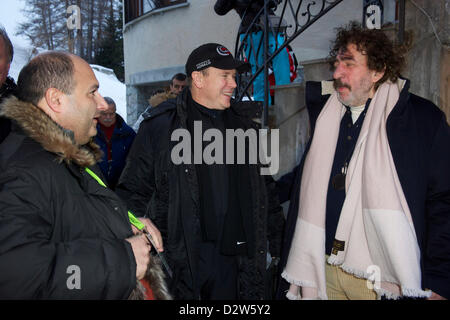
[
  {"xmin": 103, "ymin": 96, "xmax": 116, "ymax": 108},
  {"xmin": 0, "ymin": 27, "xmax": 14, "ymax": 63}
]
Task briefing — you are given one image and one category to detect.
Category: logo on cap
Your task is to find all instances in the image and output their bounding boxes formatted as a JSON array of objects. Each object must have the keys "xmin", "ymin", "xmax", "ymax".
[
  {"xmin": 216, "ymin": 46, "xmax": 231, "ymax": 56},
  {"xmin": 196, "ymin": 59, "xmax": 211, "ymax": 70}
]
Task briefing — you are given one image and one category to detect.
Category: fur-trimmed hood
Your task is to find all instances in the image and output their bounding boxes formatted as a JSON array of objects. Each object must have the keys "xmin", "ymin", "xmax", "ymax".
[
  {"xmin": 148, "ymin": 91, "xmax": 177, "ymax": 108},
  {"xmin": 0, "ymin": 95, "xmax": 102, "ymax": 167}
]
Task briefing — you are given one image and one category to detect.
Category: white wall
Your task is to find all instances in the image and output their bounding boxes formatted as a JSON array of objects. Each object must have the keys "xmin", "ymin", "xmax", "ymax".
[{"xmin": 123, "ymin": 0, "xmax": 241, "ymax": 84}]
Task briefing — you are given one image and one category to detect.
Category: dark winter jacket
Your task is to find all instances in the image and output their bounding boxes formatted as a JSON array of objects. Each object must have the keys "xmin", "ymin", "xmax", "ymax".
[
  {"xmin": 0, "ymin": 96, "xmax": 137, "ymax": 299},
  {"xmin": 0, "ymin": 76, "xmax": 17, "ymax": 144},
  {"xmin": 277, "ymin": 80, "xmax": 450, "ymax": 299},
  {"xmin": 94, "ymin": 114, "xmax": 136, "ymax": 189},
  {"xmin": 116, "ymin": 88, "xmax": 285, "ymax": 300}
]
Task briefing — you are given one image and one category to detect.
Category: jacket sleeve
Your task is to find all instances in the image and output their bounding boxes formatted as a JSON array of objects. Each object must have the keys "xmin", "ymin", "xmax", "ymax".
[
  {"xmin": 116, "ymin": 120, "xmax": 155, "ymax": 217},
  {"xmin": 423, "ymin": 115, "xmax": 450, "ymax": 299},
  {"xmin": 275, "ymin": 164, "xmax": 300, "ymax": 204},
  {"xmin": 265, "ymin": 175, "xmax": 285, "ymax": 258},
  {"xmin": 0, "ymin": 169, "xmax": 136, "ymax": 299}
]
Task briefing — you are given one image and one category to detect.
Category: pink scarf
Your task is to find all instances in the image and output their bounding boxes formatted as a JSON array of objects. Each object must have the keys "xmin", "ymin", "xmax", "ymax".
[{"xmin": 281, "ymin": 80, "xmax": 431, "ymax": 300}]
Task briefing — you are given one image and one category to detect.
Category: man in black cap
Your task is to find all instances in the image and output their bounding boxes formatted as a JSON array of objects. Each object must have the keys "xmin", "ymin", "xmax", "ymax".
[{"xmin": 117, "ymin": 43, "xmax": 285, "ymax": 300}]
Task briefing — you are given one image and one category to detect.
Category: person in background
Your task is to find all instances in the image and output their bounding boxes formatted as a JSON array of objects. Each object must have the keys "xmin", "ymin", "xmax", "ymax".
[
  {"xmin": 132, "ymin": 73, "xmax": 187, "ymax": 132},
  {"xmin": 169, "ymin": 72, "xmax": 187, "ymax": 95},
  {"xmin": 132, "ymin": 89, "xmax": 174, "ymax": 132},
  {"xmin": 95, "ymin": 96, "xmax": 136, "ymax": 190}
]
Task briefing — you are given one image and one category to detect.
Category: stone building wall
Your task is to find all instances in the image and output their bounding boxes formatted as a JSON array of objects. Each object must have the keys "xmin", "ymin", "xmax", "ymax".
[{"xmin": 403, "ymin": 0, "xmax": 450, "ymax": 119}]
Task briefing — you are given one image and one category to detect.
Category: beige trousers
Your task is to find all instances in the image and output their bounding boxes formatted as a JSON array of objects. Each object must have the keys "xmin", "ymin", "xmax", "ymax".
[{"xmin": 325, "ymin": 260, "xmax": 377, "ymax": 300}]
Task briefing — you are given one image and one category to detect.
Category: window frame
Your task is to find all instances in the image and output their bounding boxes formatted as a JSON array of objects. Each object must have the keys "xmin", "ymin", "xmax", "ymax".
[{"xmin": 124, "ymin": 0, "xmax": 188, "ymax": 24}]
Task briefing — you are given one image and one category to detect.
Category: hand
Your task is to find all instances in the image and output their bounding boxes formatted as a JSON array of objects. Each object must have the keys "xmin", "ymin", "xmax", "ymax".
[
  {"xmin": 138, "ymin": 217, "xmax": 164, "ymax": 252},
  {"xmin": 126, "ymin": 234, "xmax": 151, "ymax": 280}
]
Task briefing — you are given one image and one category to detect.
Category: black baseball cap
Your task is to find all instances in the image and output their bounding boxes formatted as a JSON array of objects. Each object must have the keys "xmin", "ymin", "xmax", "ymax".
[{"xmin": 185, "ymin": 43, "xmax": 250, "ymax": 76}]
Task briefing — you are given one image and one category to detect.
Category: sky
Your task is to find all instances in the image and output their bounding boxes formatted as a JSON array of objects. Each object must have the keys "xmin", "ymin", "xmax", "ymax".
[{"xmin": 0, "ymin": 0, "xmax": 30, "ymax": 47}]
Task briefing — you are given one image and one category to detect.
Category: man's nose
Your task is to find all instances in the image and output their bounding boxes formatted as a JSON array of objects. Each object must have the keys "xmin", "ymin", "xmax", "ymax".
[
  {"xmin": 333, "ymin": 63, "xmax": 344, "ymax": 80},
  {"xmin": 96, "ymin": 93, "xmax": 108, "ymax": 111},
  {"xmin": 229, "ymin": 76, "xmax": 237, "ymax": 89}
]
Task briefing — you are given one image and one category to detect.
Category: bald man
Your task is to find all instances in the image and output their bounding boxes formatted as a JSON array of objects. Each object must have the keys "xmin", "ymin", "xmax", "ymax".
[{"xmin": 0, "ymin": 51, "xmax": 165, "ymax": 299}]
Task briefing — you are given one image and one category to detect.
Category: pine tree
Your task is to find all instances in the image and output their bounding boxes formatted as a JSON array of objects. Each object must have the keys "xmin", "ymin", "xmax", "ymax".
[
  {"xmin": 94, "ymin": 1, "xmax": 124, "ymax": 82},
  {"xmin": 17, "ymin": 0, "xmax": 124, "ymax": 81},
  {"xmin": 17, "ymin": 0, "xmax": 66, "ymax": 50}
]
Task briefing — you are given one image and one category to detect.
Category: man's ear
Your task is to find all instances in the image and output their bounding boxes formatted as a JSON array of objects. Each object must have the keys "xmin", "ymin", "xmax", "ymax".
[
  {"xmin": 191, "ymin": 71, "xmax": 204, "ymax": 89},
  {"xmin": 44, "ymin": 88, "xmax": 65, "ymax": 113},
  {"xmin": 372, "ymin": 67, "xmax": 385, "ymax": 84}
]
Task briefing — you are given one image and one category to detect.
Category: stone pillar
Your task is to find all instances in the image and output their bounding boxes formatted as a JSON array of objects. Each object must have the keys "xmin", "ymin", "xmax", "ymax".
[
  {"xmin": 126, "ymin": 85, "xmax": 139, "ymax": 125},
  {"xmin": 404, "ymin": 0, "xmax": 449, "ymax": 119},
  {"xmin": 126, "ymin": 84, "xmax": 166, "ymax": 125},
  {"xmin": 270, "ymin": 83, "xmax": 310, "ymax": 179}
]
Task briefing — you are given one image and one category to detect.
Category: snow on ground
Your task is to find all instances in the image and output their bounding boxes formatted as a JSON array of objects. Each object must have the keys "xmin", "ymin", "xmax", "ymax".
[{"xmin": 8, "ymin": 41, "xmax": 127, "ymax": 120}]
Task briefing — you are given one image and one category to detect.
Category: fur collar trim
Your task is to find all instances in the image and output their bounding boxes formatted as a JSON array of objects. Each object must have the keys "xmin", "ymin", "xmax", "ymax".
[{"xmin": 0, "ymin": 95, "xmax": 102, "ymax": 167}]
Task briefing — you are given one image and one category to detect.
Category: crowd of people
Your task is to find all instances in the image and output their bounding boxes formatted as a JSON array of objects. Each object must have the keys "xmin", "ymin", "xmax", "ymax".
[{"xmin": 0, "ymin": 9, "xmax": 448, "ymax": 301}]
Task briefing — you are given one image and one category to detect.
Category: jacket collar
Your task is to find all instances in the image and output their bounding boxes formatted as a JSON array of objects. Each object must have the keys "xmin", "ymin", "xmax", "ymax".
[
  {"xmin": 176, "ymin": 87, "xmax": 263, "ymax": 125},
  {"xmin": 0, "ymin": 96, "xmax": 102, "ymax": 167},
  {"xmin": 387, "ymin": 77, "xmax": 411, "ymax": 119}
]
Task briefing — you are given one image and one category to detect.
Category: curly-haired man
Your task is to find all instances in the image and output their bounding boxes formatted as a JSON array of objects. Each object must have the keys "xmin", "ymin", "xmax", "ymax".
[{"xmin": 277, "ymin": 22, "xmax": 449, "ymax": 300}]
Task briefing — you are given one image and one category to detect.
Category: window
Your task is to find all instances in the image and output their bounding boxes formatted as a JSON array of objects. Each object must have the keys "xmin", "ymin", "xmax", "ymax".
[{"xmin": 125, "ymin": 0, "xmax": 187, "ymax": 23}]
